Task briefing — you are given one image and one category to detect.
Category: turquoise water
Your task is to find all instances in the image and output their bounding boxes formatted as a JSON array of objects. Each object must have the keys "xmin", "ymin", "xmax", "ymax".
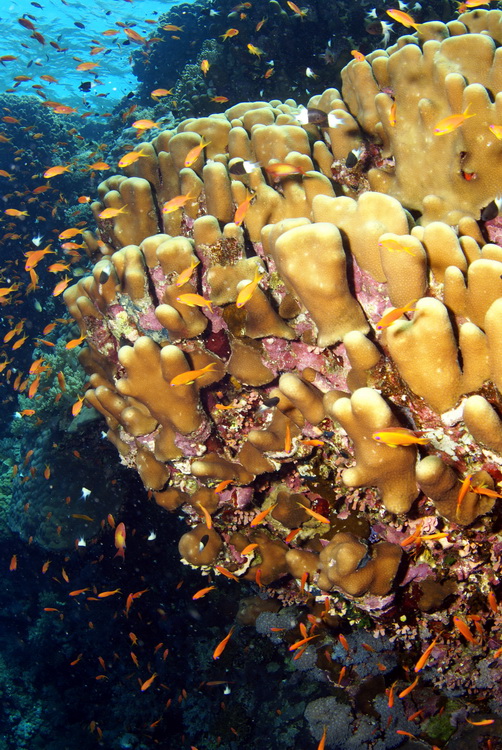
[{"xmin": 0, "ymin": 0, "xmax": 186, "ymax": 112}]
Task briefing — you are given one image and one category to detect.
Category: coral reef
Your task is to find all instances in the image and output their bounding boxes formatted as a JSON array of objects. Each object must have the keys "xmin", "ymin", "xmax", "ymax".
[{"xmin": 61, "ymin": 11, "xmax": 502, "ymax": 741}]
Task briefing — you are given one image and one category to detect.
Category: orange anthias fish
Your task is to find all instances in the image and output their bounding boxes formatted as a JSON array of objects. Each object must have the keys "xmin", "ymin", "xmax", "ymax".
[
  {"xmin": 176, "ymin": 292, "xmax": 213, "ymax": 312},
  {"xmin": 414, "ymin": 636, "xmax": 438, "ymax": 672},
  {"xmin": 301, "ymin": 504, "xmax": 330, "ymax": 524},
  {"xmin": 184, "ymin": 139, "xmax": 211, "ymax": 168},
  {"xmin": 132, "ymin": 119, "xmax": 160, "ymax": 130},
  {"xmin": 176, "ymin": 258, "xmax": 200, "ymax": 287},
  {"xmin": 386, "ymin": 8, "xmax": 420, "ymax": 28},
  {"xmin": 201, "ymin": 59, "xmax": 210, "ymax": 76},
  {"xmin": 233, "ymin": 192, "xmax": 255, "ymax": 227},
  {"xmin": 287, "ymin": 1, "xmax": 308, "ymax": 18},
  {"xmin": 317, "ymin": 726, "xmax": 327, "ymax": 750},
  {"xmin": 250, "ymin": 503, "xmax": 277, "ymax": 527},
  {"xmin": 351, "ymin": 50, "xmax": 366, "ymax": 62},
  {"xmin": 162, "ymin": 192, "xmax": 194, "ymax": 214},
  {"xmin": 76, "ymin": 62, "xmax": 100, "ymax": 71},
  {"xmin": 150, "ymin": 88, "xmax": 173, "ymax": 99},
  {"xmin": 434, "ymin": 106, "xmax": 475, "ymax": 135},
  {"xmin": 66, "ymin": 333, "xmax": 87, "ymax": 349},
  {"xmin": 265, "ymin": 163, "xmax": 308, "ymax": 179},
  {"xmin": 236, "ymin": 266, "xmax": 265, "ymax": 308},
  {"xmin": 192, "ymin": 585, "xmax": 216, "ymax": 600},
  {"xmin": 114, "ymin": 522, "xmax": 126, "ymax": 560},
  {"xmin": 44, "ymin": 165, "xmax": 71, "ymax": 178},
  {"xmin": 170, "ymin": 362, "xmax": 218, "ymax": 386},
  {"xmin": 25, "ymin": 245, "xmax": 55, "ymax": 271},
  {"xmin": 212, "ymin": 626, "xmax": 234, "ymax": 659},
  {"xmin": 118, "ymin": 150, "xmax": 147, "ymax": 168},
  {"xmin": 453, "ymin": 616, "xmax": 477, "ymax": 644},
  {"xmin": 53, "ymin": 276, "xmax": 71, "ymax": 296},
  {"xmin": 59, "ymin": 227, "xmax": 82, "ymax": 239},
  {"xmin": 372, "ymin": 427, "xmax": 429, "ymax": 447},
  {"xmin": 378, "ymin": 237, "xmax": 415, "ymax": 255},
  {"xmin": 376, "ymin": 299, "xmax": 416, "ymax": 330},
  {"xmin": 220, "ymin": 28, "xmax": 239, "ymax": 40},
  {"xmin": 98, "ymin": 205, "xmax": 128, "ymax": 220},
  {"xmin": 140, "ymin": 673, "xmax": 157, "ymax": 691}
]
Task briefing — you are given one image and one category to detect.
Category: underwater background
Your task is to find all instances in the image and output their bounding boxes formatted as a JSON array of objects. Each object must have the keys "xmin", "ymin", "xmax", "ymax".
[{"xmin": 1, "ymin": 0, "xmax": 502, "ymax": 748}]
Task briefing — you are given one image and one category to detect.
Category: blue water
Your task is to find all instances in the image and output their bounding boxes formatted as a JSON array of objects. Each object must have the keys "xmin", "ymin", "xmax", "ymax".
[{"xmin": 1, "ymin": 0, "xmax": 186, "ymax": 113}]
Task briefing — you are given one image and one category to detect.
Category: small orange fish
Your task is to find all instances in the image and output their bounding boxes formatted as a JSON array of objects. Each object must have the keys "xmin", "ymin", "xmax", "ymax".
[
  {"xmin": 241, "ymin": 543, "xmax": 259, "ymax": 555},
  {"xmin": 398, "ymin": 675, "xmax": 419, "ymax": 698},
  {"xmin": 350, "ymin": 50, "xmax": 365, "ymax": 61},
  {"xmin": 215, "ymin": 565, "xmax": 239, "ymax": 581},
  {"xmin": 453, "ymin": 616, "xmax": 476, "ymax": 644},
  {"xmin": 210, "ymin": 96, "xmax": 229, "ymax": 103},
  {"xmin": 300, "ymin": 504, "xmax": 330, "ymax": 524},
  {"xmin": 201, "ymin": 59, "xmax": 210, "ymax": 76},
  {"xmin": 44, "ymin": 165, "xmax": 71, "ymax": 178},
  {"xmin": 317, "ymin": 726, "xmax": 327, "ymax": 750},
  {"xmin": 287, "ymin": 1, "xmax": 308, "ymax": 18},
  {"xmin": 213, "ymin": 626, "xmax": 234, "ymax": 659},
  {"xmin": 214, "ymin": 479, "xmax": 233, "ymax": 493},
  {"xmin": 98, "ymin": 589, "xmax": 121, "ymax": 598},
  {"xmin": 69, "ymin": 588, "xmax": 90, "ymax": 596},
  {"xmin": 65, "ymin": 333, "xmax": 86, "ymax": 349},
  {"xmin": 76, "ymin": 62, "xmax": 99, "ymax": 71},
  {"xmin": 456, "ymin": 473, "xmax": 474, "ymax": 516},
  {"xmin": 414, "ymin": 637, "xmax": 438, "ymax": 672},
  {"xmin": 236, "ymin": 266, "xmax": 265, "ymax": 308},
  {"xmin": 59, "ymin": 227, "xmax": 81, "ymax": 239},
  {"xmin": 4, "ymin": 208, "xmax": 27, "ymax": 217},
  {"xmin": 285, "ymin": 528, "xmax": 301, "ymax": 543},
  {"xmin": 488, "ymin": 590, "xmax": 498, "ymax": 613},
  {"xmin": 386, "ymin": 8, "xmax": 420, "ymax": 28},
  {"xmin": 378, "ymin": 237, "xmax": 415, "ymax": 255},
  {"xmin": 162, "ymin": 192, "xmax": 194, "ymax": 214},
  {"xmin": 140, "ymin": 673, "xmax": 157, "ymax": 691},
  {"xmin": 87, "ymin": 161, "xmax": 110, "ymax": 171},
  {"xmin": 9, "ymin": 554, "xmax": 17, "ymax": 571},
  {"xmin": 250, "ymin": 503, "xmax": 277, "ymax": 527},
  {"xmin": 72, "ymin": 395, "xmax": 85, "ymax": 416},
  {"xmin": 376, "ymin": 299, "xmax": 416, "ymax": 329},
  {"xmin": 233, "ymin": 192, "xmax": 255, "ymax": 227},
  {"xmin": 192, "ymin": 585, "xmax": 216, "ymax": 600},
  {"xmin": 170, "ymin": 362, "xmax": 217, "ymax": 386},
  {"xmin": 289, "ymin": 634, "xmax": 319, "ymax": 651},
  {"xmin": 118, "ymin": 150, "xmax": 147, "ymax": 168},
  {"xmin": 184, "ymin": 138, "xmax": 211, "ymax": 168},
  {"xmin": 132, "ymin": 119, "xmax": 160, "ymax": 130},
  {"xmin": 114, "ymin": 522, "xmax": 126, "ymax": 560},
  {"xmin": 265, "ymin": 163, "xmax": 307, "ymax": 179},
  {"xmin": 372, "ymin": 427, "xmax": 429, "ymax": 447},
  {"xmin": 434, "ymin": 106, "xmax": 475, "ymax": 136},
  {"xmin": 176, "ymin": 292, "xmax": 213, "ymax": 312},
  {"xmin": 488, "ymin": 124, "xmax": 502, "ymax": 139},
  {"xmin": 53, "ymin": 275, "xmax": 71, "ymax": 296},
  {"xmin": 98, "ymin": 205, "xmax": 128, "ymax": 220},
  {"xmin": 176, "ymin": 258, "xmax": 200, "ymax": 287},
  {"xmin": 466, "ymin": 718, "xmax": 495, "ymax": 726},
  {"xmin": 220, "ymin": 28, "xmax": 239, "ymax": 40}
]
